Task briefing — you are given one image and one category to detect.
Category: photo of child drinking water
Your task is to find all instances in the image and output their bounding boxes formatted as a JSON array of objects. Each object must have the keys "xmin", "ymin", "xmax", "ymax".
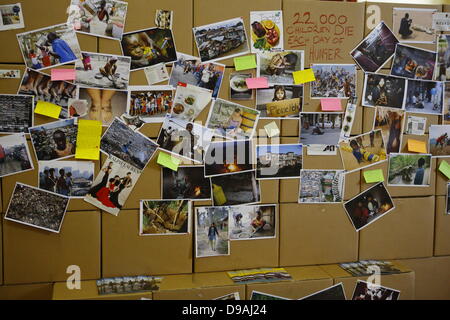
[{"xmin": 257, "ymin": 50, "xmax": 304, "ymax": 85}]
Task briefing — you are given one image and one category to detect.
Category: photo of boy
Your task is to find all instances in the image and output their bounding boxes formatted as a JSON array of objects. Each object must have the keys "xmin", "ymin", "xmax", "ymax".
[
  {"xmin": 388, "ymin": 153, "xmax": 431, "ymax": 186},
  {"xmin": 393, "ymin": 8, "xmax": 436, "ymax": 44}
]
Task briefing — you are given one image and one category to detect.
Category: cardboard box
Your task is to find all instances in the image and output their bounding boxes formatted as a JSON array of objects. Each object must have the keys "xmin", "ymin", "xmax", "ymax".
[
  {"xmin": 279, "ymin": 203, "xmax": 358, "ymax": 266},
  {"xmin": 394, "ymin": 256, "xmax": 450, "ymax": 300},
  {"xmin": 435, "ymin": 158, "xmax": 448, "ymax": 196},
  {"xmin": 358, "ymin": 196, "xmax": 435, "ymax": 261},
  {"xmin": 3, "ymin": 210, "xmax": 101, "ymax": 285},
  {"xmin": 434, "ymin": 196, "xmax": 450, "ymax": 256},
  {"xmin": 284, "ymin": 0, "xmax": 365, "ymax": 66},
  {"xmin": 102, "ymin": 209, "xmax": 193, "ymax": 277},
  {"xmin": 52, "ymin": 281, "xmax": 153, "ymax": 300},
  {"xmin": 0, "ymin": 283, "xmax": 53, "ymax": 300},
  {"xmin": 320, "ymin": 263, "xmax": 415, "ymax": 300},
  {"xmin": 0, "ymin": 214, "xmax": 2, "ymax": 285},
  {"xmin": 245, "ymin": 266, "xmax": 333, "ymax": 300}
]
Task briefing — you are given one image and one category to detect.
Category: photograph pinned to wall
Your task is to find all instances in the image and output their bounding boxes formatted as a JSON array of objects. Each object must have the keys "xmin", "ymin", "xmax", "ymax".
[
  {"xmin": 206, "ymin": 99, "xmax": 260, "ymax": 140},
  {"xmin": 228, "ymin": 204, "xmax": 276, "ymax": 240},
  {"xmin": 127, "ymin": 86, "xmax": 173, "ymax": 123},
  {"xmin": 78, "ymin": 87, "xmax": 127, "ymax": 125},
  {"xmin": 446, "ymin": 182, "xmax": 450, "ymax": 215},
  {"xmin": 144, "ymin": 63, "xmax": 169, "ymax": 85},
  {"xmin": 306, "ymin": 144, "xmax": 338, "ymax": 156},
  {"xmin": 38, "ymin": 160, "xmax": 95, "ymax": 198},
  {"xmin": 257, "ymin": 50, "xmax": 304, "ymax": 85},
  {"xmin": 405, "ymin": 115, "xmax": 426, "ymax": 135},
  {"xmin": 193, "ymin": 17, "xmax": 250, "ymax": 63},
  {"xmin": 362, "ymin": 73, "xmax": 406, "ymax": 109},
  {"xmin": 140, "ymin": 200, "xmax": 190, "ymax": 235},
  {"xmin": 67, "ymin": 0, "xmax": 128, "ymax": 40},
  {"xmin": 120, "ymin": 113, "xmax": 145, "ymax": 131},
  {"xmin": 432, "ymin": 12, "xmax": 450, "ymax": 32},
  {"xmin": 171, "ymin": 83, "xmax": 212, "ymax": 121},
  {"xmin": 17, "ymin": 23, "xmax": 82, "ymax": 71},
  {"xmin": 436, "ymin": 35, "xmax": 450, "ymax": 81},
  {"xmin": 0, "ymin": 69, "xmax": 20, "ymax": 78},
  {"xmin": 230, "ymin": 72, "xmax": 253, "ymax": 101},
  {"xmin": 256, "ymin": 144, "xmax": 302, "ymax": 180},
  {"xmin": 156, "ymin": 114, "xmax": 214, "ymax": 164},
  {"xmin": 100, "ymin": 117, "xmax": 158, "ymax": 170},
  {"xmin": 391, "ymin": 44, "xmax": 436, "ymax": 80},
  {"xmin": 0, "ymin": 94, "xmax": 33, "ymax": 134},
  {"xmin": 310, "ymin": 64, "xmax": 356, "ymax": 99},
  {"xmin": 343, "ymin": 182, "xmax": 395, "ymax": 231},
  {"xmin": 250, "ymin": 11, "xmax": 283, "ymax": 53},
  {"xmin": 195, "ymin": 206, "xmax": 230, "ymax": 258},
  {"xmin": 300, "ymin": 113, "xmax": 343, "ymax": 146},
  {"xmin": 350, "ymin": 21, "xmax": 399, "ymax": 73},
  {"xmin": 387, "ymin": 153, "xmax": 431, "ymax": 187},
  {"xmin": 339, "ymin": 130, "xmax": 387, "ymax": 172},
  {"xmin": 299, "ymin": 170, "xmax": 344, "ymax": 204},
  {"xmin": 340, "ymin": 97, "xmax": 357, "ymax": 142},
  {"xmin": 352, "ymin": 280, "xmax": 400, "ymax": 301},
  {"xmin": 299, "ymin": 283, "xmax": 346, "ymax": 301},
  {"xmin": 0, "ymin": 3, "xmax": 24, "ymax": 31},
  {"xmin": 0, "ymin": 133, "xmax": 33, "ymax": 178},
  {"xmin": 28, "ymin": 118, "xmax": 77, "ymax": 161},
  {"xmin": 256, "ymin": 85, "xmax": 302, "ymax": 118},
  {"xmin": 211, "ymin": 170, "xmax": 260, "ymax": 206},
  {"xmin": 121, "ymin": 27, "xmax": 177, "ymax": 71},
  {"xmin": 155, "ymin": 9, "xmax": 173, "ymax": 30},
  {"xmin": 373, "ymin": 107, "xmax": 405, "ymax": 154},
  {"xmin": 392, "ymin": 8, "xmax": 436, "ymax": 44},
  {"xmin": 444, "ymin": 83, "xmax": 450, "ymax": 124},
  {"xmin": 75, "ymin": 52, "xmax": 131, "ymax": 90},
  {"xmin": 169, "ymin": 53, "xmax": 225, "ymax": 99},
  {"xmin": 204, "ymin": 140, "xmax": 253, "ymax": 178},
  {"xmin": 250, "ymin": 291, "xmax": 289, "ymax": 301},
  {"xmin": 67, "ymin": 99, "xmax": 89, "ymax": 118},
  {"xmin": 162, "ymin": 166, "xmax": 211, "ymax": 200},
  {"xmin": 5, "ymin": 182, "xmax": 69, "ymax": 233},
  {"xmin": 84, "ymin": 154, "xmax": 141, "ymax": 215},
  {"xmin": 213, "ymin": 292, "xmax": 240, "ymax": 300},
  {"xmin": 405, "ymin": 79, "xmax": 443, "ymax": 115},
  {"xmin": 429, "ymin": 125, "xmax": 450, "ymax": 156}
]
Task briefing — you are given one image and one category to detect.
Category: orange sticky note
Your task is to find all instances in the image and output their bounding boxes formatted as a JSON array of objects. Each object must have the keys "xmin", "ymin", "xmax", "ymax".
[
  {"xmin": 293, "ymin": 69, "xmax": 315, "ymax": 84},
  {"xmin": 75, "ymin": 119, "xmax": 102, "ymax": 160},
  {"xmin": 34, "ymin": 101, "xmax": 62, "ymax": 119},
  {"xmin": 407, "ymin": 139, "xmax": 427, "ymax": 153}
]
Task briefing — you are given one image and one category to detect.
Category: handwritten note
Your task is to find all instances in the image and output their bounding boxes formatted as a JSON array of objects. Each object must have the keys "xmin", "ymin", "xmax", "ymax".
[
  {"xmin": 293, "ymin": 69, "xmax": 315, "ymax": 84},
  {"xmin": 234, "ymin": 55, "xmax": 257, "ymax": 71},
  {"xmin": 407, "ymin": 139, "xmax": 427, "ymax": 154},
  {"xmin": 51, "ymin": 68, "xmax": 76, "ymax": 81},
  {"xmin": 439, "ymin": 160, "xmax": 450, "ymax": 180},
  {"xmin": 321, "ymin": 98, "xmax": 342, "ymax": 111},
  {"xmin": 264, "ymin": 121, "xmax": 280, "ymax": 138},
  {"xmin": 34, "ymin": 101, "xmax": 62, "ymax": 119},
  {"xmin": 245, "ymin": 77, "xmax": 269, "ymax": 89},
  {"xmin": 75, "ymin": 119, "xmax": 102, "ymax": 160},
  {"xmin": 157, "ymin": 152, "xmax": 181, "ymax": 171},
  {"xmin": 363, "ymin": 169, "xmax": 384, "ymax": 183}
]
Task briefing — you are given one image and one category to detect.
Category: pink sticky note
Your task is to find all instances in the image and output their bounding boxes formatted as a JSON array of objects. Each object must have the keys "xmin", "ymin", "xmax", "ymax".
[
  {"xmin": 320, "ymin": 98, "xmax": 342, "ymax": 111},
  {"xmin": 245, "ymin": 77, "xmax": 269, "ymax": 89},
  {"xmin": 51, "ymin": 69, "xmax": 76, "ymax": 81}
]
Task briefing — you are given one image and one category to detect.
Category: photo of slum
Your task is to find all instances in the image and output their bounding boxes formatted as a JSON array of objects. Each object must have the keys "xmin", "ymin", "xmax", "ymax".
[
  {"xmin": 0, "ymin": 94, "xmax": 34, "ymax": 133},
  {"xmin": 299, "ymin": 170, "xmax": 344, "ymax": 203},
  {"xmin": 256, "ymin": 144, "xmax": 303, "ymax": 179}
]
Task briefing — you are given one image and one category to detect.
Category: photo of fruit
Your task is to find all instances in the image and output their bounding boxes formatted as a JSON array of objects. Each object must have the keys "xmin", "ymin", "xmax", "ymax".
[{"xmin": 250, "ymin": 11, "xmax": 284, "ymax": 53}]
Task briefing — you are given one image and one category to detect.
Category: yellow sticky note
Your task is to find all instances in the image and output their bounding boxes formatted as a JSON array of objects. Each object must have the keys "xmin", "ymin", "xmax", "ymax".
[
  {"xmin": 75, "ymin": 119, "xmax": 102, "ymax": 160},
  {"xmin": 363, "ymin": 169, "xmax": 384, "ymax": 183},
  {"xmin": 234, "ymin": 55, "xmax": 257, "ymax": 71},
  {"xmin": 439, "ymin": 160, "xmax": 450, "ymax": 180},
  {"xmin": 157, "ymin": 152, "xmax": 181, "ymax": 171},
  {"xmin": 264, "ymin": 121, "xmax": 280, "ymax": 138},
  {"xmin": 293, "ymin": 69, "xmax": 316, "ymax": 85},
  {"xmin": 407, "ymin": 139, "xmax": 427, "ymax": 153},
  {"xmin": 34, "ymin": 101, "xmax": 62, "ymax": 119}
]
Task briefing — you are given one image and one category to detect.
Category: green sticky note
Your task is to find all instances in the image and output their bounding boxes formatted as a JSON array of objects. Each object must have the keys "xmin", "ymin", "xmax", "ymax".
[
  {"xmin": 157, "ymin": 152, "xmax": 181, "ymax": 171},
  {"xmin": 363, "ymin": 169, "xmax": 384, "ymax": 183},
  {"xmin": 234, "ymin": 55, "xmax": 257, "ymax": 71},
  {"xmin": 439, "ymin": 160, "xmax": 450, "ymax": 180}
]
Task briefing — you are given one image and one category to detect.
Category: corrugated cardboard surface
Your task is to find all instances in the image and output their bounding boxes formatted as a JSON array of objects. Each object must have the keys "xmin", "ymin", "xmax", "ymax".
[
  {"xmin": 0, "ymin": 282, "xmax": 53, "ymax": 300},
  {"xmin": 3, "ymin": 211, "xmax": 101, "ymax": 285},
  {"xmin": 434, "ymin": 196, "xmax": 450, "ymax": 256},
  {"xmin": 359, "ymin": 196, "xmax": 435, "ymax": 261},
  {"xmin": 0, "ymin": 214, "xmax": 2, "ymax": 285},
  {"xmin": 279, "ymin": 203, "xmax": 358, "ymax": 266},
  {"xmin": 435, "ymin": 158, "xmax": 448, "ymax": 196}
]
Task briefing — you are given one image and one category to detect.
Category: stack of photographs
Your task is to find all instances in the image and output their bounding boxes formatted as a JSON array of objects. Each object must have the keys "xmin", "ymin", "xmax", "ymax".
[
  {"xmin": 227, "ymin": 268, "xmax": 291, "ymax": 284},
  {"xmin": 97, "ymin": 276, "xmax": 162, "ymax": 295},
  {"xmin": 340, "ymin": 260, "xmax": 402, "ymax": 277}
]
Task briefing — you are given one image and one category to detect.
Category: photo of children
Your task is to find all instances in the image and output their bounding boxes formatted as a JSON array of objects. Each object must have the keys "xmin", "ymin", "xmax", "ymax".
[
  {"xmin": 256, "ymin": 85, "xmax": 302, "ymax": 118},
  {"xmin": 67, "ymin": 0, "xmax": 128, "ymax": 40},
  {"xmin": 228, "ymin": 205, "xmax": 276, "ymax": 240},
  {"xmin": 256, "ymin": 144, "xmax": 302, "ymax": 180},
  {"xmin": 0, "ymin": 134, "xmax": 33, "ymax": 178},
  {"xmin": 350, "ymin": 21, "xmax": 399, "ymax": 73},
  {"xmin": 299, "ymin": 170, "xmax": 344, "ymax": 203},
  {"xmin": 429, "ymin": 125, "xmax": 450, "ymax": 156},
  {"xmin": 121, "ymin": 27, "xmax": 177, "ymax": 71},
  {"xmin": 362, "ymin": 73, "xmax": 406, "ymax": 109},
  {"xmin": 391, "ymin": 44, "xmax": 436, "ymax": 80},
  {"xmin": 75, "ymin": 52, "xmax": 131, "ymax": 90},
  {"xmin": 162, "ymin": 166, "xmax": 211, "ymax": 200},
  {"xmin": 257, "ymin": 50, "xmax": 304, "ymax": 85},
  {"xmin": 206, "ymin": 99, "xmax": 260, "ymax": 140},
  {"xmin": 155, "ymin": 9, "xmax": 173, "ymax": 30},
  {"xmin": 339, "ymin": 130, "xmax": 387, "ymax": 172},
  {"xmin": 204, "ymin": 140, "xmax": 253, "ymax": 178},
  {"xmin": 17, "ymin": 23, "xmax": 82, "ymax": 71},
  {"xmin": 310, "ymin": 64, "xmax": 356, "ymax": 99},
  {"xmin": 195, "ymin": 206, "xmax": 230, "ymax": 257},
  {"xmin": 230, "ymin": 72, "xmax": 253, "ymax": 100},
  {"xmin": 211, "ymin": 171, "xmax": 260, "ymax": 206},
  {"xmin": 193, "ymin": 17, "xmax": 249, "ymax": 62},
  {"xmin": 0, "ymin": 94, "xmax": 34, "ymax": 134},
  {"xmin": 78, "ymin": 87, "xmax": 127, "ymax": 125},
  {"xmin": 393, "ymin": 8, "xmax": 436, "ymax": 44},
  {"xmin": 140, "ymin": 200, "xmax": 190, "ymax": 235},
  {"xmin": 374, "ymin": 107, "xmax": 405, "ymax": 154},
  {"xmin": 405, "ymin": 80, "xmax": 443, "ymax": 115},
  {"xmin": 344, "ymin": 182, "xmax": 395, "ymax": 231},
  {"xmin": 127, "ymin": 86, "xmax": 173, "ymax": 122},
  {"xmin": 171, "ymin": 84, "xmax": 212, "ymax": 122},
  {"xmin": 436, "ymin": 35, "xmax": 450, "ymax": 81},
  {"xmin": 352, "ymin": 281, "xmax": 400, "ymax": 300},
  {"xmin": 388, "ymin": 153, "xmax": 431, "ymax": 186},
  {"xmin": 0, "ymin": 3, "xmax": 24, "ymax": 31},
  {"xmin": 38, "ymin": 160, "xmax": 95, "ymax": 197},
  {"xmin": 300, "ymin": 113, "xmax": 343, "ymax": 146}
]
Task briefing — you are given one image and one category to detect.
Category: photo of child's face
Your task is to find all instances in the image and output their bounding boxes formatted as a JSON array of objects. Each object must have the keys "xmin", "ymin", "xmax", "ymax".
[
  {"xmin": 275, "ymin": 88, "xmax": 285, "ymax": 100},
  {"xmin": 124, "ymin": 35, "xmax": 145, "ymax": 59}
]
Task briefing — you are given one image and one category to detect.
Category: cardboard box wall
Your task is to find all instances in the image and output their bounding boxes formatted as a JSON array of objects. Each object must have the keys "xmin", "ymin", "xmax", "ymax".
[
  {"xmin": 0, "ymin": 214, "xmax": 2, "ymax": 286},
  {"xmin": 0, "ymin": 283, "xmax": 53, "ymax": 300},
  {"xmin": 435, "ymin": 158, "xmax": 449, "ymax": 196},
  {"xmin": 320, "ymin": 263, "xmax": 415, "ymax": 300},
  {"xmin": 434, "ymin": 196, "xmax": 450, "ymax": 256}
]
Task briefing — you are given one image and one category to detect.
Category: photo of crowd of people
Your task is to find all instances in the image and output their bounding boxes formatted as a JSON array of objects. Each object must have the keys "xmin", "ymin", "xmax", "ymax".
[
  {"xmin": 299, "ymin": 170, "xmax": 344, "ymax": 203},
  {"xmin": 0, "ymin": 134, "xmax": 34, "ymax": 178},
  {"xmin": 162, "ymin": 166, "xmax": 211, "ymax": 200},
  {"xmin": 391, "ymin": 44, "xmax": 436, "ymax": 80},
  {"xmin": 257, "ymin": 50, "xmax": 304, "ymax": 85},
  {"xmin": 256, "ymin": 144, "xmax": 302, "ymax": 180},
  {"xmin": 0, "ymin": 69, "xmax": 20, "ymax": 78},
  {"xmin": 0, "ymin": 94, "xmax": 34, "ymax": 134},
  {"xmin": 310, "ymin": 64, "xmax": 356, "ymax": 99},
  {"xmin": 256, "ymin": 85, "xmax": 302, "ymax": 118},
  {"xmin": 140, "ymin": 200, "xmax": 190, "ymax": 235},
  {"xmin": 388, "ymin": 153, "xmax": 431, "ymax": 186},
  {"xmin": 127, "ymin": 86, "xmax": 173, "ymax": 122},
  {"xmin": 429, "ymin": 125, "xmax": 450, "ymax": 156},
  {"xmin": 228, "ymin": 205, "xmax": 276, "ymax": 240},
  {"xmin": 374, "ymin": 107, "xmax": 405, "ymax": 154},
  {"xmin": 78, "ymin": 87, "xmax": 127, "ymax": 125},
  {"xmin": 211, "ymin": 170, "xmax": 260, "ymax": 206},
  {"xmin": 352, "ymin": 281, "xmax": 400, "ymax": 300},
  {"xmin": 196, "ymin": 206, "xmax": 229, "ymax": 257},
  {"xmin": 362, "ymin": 73, "xmax": 406, "ymax": 109},
  {"xmin": 204, "ymin": 140, "xmax": 253, "ymax": 178},
  {"xmin": 97, "ymin": 276, "xmax": 162, "ymax": 295},
  {"xmin": 392, "ymin": 8, "xmax": 436, "ymax": 44},
  {"xmin": 300, "ymin": 113, "xmax": 343, "ymax": 146},
  {"xmin": 405, "ymin": 79, "xmax": 443, "ymax": 115}
]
